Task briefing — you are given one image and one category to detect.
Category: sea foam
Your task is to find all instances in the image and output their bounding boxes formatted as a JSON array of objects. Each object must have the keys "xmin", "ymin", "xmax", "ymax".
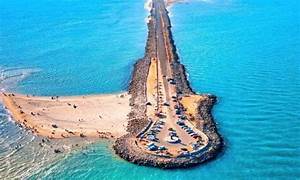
[
  {"xmin": 0, "ymin": 67, "xmax": 40, "ymax": 92},
  {"xmin": 144, "ymin": 0, "xmax": 152, "ymax": 12},
  {"xmin": 144, "ymin": 0, "xmax": 153, "ymax": 23}
]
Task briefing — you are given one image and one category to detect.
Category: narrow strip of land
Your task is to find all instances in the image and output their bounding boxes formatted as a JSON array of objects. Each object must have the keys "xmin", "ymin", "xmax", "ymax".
[
  {"xmin": 139, "ymin": 0, "xmax": 209, "ymax": 157},
  {"xmin": 114, "ymin": 0, "xmax": 223, "ymax": 168}
]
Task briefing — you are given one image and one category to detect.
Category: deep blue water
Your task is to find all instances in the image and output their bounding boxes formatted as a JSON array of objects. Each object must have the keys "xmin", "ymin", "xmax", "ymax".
[{"xmin": 1, "ymin": 0, "xmax": 300, "ymax": 179}]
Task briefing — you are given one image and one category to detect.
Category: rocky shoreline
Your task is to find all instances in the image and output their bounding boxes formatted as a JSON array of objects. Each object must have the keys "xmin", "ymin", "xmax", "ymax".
[
  {"xmin": 126, "ymin": 14, "xmax": 155, "ymax": 135},
  {"xmin": 113, "ymin": 0, "xmax": 223, "ymax": 168},
  {"xmin": 114, "ymin": 94, "xmax": 223, "ymax": 169}
]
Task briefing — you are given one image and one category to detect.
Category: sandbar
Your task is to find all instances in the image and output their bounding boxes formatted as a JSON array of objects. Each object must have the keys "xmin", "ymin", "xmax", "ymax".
[{"xmin": 0, "ymin": 92, "xmax": 130, "ymax": 139}]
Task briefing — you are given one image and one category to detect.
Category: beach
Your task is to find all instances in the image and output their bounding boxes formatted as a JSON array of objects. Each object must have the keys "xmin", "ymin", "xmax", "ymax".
[{"xmin": 0, "ymin": 93, "xmax": 130, "ymax": 139}]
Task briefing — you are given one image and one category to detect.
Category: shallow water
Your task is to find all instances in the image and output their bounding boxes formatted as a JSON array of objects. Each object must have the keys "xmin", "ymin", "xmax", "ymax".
[
  {"xmin": 1, "ymin": 0, "xmax": 147, "ymax": 178},
  {"xmin": 1, "ymin": 0, "xmax": 300, "ymax": 179},
  {"xmin": 1, "ymin": 0, "xmax": 147, "ymax": 95},
  {"xmin": 0, "ymin": 104, "xmax": 98, "ymax": 179}
]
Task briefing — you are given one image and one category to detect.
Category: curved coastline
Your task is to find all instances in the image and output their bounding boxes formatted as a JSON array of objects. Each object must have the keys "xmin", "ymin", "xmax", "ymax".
[{"xmin": 113, "ymin": 0, "xmax": 223, "ymax": 168}]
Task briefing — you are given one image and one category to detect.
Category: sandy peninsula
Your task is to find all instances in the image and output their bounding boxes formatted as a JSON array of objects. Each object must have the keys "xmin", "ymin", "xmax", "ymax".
[{"xmin": 0, "ymin": 92, "xmax": 130, "ymax": 139}]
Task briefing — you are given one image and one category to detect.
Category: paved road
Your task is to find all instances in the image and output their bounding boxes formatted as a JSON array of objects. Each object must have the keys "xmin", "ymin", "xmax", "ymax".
[
  {"xmin": 150, "ymin": 0, "xmax": 198, "ymax": 152},
  {"xmin": 153, "ymin": 0, "xmax": 172, "ymax": 112}
]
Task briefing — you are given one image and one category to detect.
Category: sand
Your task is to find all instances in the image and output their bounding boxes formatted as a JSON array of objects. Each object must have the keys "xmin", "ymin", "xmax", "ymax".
[
  {"xmin": 0, "ymin": 92, "xmax": 130, "ymax": 139},
  {"xmin": 180, "ymin": 95, "xmax": 205, "ymax": 117},
  {"xmin": 146, "ymin": 58, "xmax": 159, "ymax": 117}
]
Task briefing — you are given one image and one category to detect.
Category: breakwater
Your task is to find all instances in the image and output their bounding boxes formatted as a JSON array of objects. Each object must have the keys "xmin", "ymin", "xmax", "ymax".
[{"xmin": 114, "ymin": 0, "xmax": 223, "ymax": 168}]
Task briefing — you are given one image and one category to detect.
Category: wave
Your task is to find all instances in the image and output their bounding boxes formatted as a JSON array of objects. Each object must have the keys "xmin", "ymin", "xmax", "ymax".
[
  {"xmin": 0, "ymin": 66, "xmax": 41, "ymax": 92},
  {"xmin": 144, "ymin": 0, "xmax": 153, "ymax": 23},
  {"xmin": 144, "ymin": 0, "xmax": 152, "ymax": 12}
]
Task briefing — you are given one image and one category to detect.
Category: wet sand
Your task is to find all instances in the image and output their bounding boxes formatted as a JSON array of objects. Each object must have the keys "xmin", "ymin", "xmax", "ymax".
[{"xmin": 0, "ymin": 93, "xmax": 130, "ymax": 139}]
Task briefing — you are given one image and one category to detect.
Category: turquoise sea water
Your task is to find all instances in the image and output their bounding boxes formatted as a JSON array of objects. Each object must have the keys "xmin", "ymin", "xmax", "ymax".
[
  {"xmin": 1, "ymin": 0, "xmax": 300, "ymax": 179},
  {"xmin": 1, "ymin": 0, "xmax": 147, "ymax": 95}
]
